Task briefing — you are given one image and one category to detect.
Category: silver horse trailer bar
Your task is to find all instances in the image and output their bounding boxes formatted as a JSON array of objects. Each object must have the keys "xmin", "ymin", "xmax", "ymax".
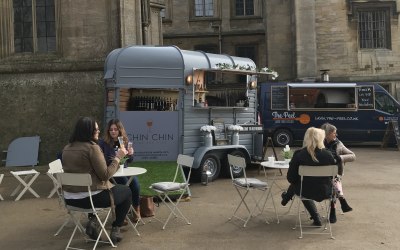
[{"xmin": 104, "ymin": 45, "xmax": 274, "ymax": 180}]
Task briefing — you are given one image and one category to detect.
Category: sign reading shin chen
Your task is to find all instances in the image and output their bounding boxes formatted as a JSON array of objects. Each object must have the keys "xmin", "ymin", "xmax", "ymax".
[{"xmin": 120, "ymin": 111, "xmax": 179, "ymax": 161}]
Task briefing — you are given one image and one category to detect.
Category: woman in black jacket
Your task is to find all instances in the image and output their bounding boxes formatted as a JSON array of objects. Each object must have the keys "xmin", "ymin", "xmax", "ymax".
[{"xmin": 281, "ymin": 127, "xmax": 337, "ymax": 226}]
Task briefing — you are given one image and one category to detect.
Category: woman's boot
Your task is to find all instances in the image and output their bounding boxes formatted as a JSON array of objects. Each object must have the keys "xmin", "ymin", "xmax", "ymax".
[
  {"xmin": 329, "ymin": 201, "xmax": 337, "ymax": 223},
  {"xmin": 339, "ymin": 197, "xmax": 353, "ymax": 212},
  {"xmin": 110, "ymin": 226, "xmax": 123, "ymax": 244},
  {"xmin": 302, "ymin": 200, "xmax": 321, "ymax": 226}
]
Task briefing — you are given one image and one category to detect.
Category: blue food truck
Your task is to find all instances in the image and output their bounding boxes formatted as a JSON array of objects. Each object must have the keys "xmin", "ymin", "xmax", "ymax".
[{"xmin": 259, "ymin": 82, "xmax": 400, "ymax": 146}]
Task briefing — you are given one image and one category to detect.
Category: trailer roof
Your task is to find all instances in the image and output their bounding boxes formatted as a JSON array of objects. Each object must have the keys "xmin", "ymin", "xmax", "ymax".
[{"xmin": 104, "ymin": 46, "xmax": 256, "ymax": 88}]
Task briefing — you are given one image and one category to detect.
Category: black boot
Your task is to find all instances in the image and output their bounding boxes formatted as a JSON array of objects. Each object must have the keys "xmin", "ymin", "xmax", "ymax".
[
  {"xmin": 110, "ymin": 226, "xmax": 123, "ymax": 244},
  {"xmin": 302, "ymin": 200, "xmax": 322, "ymax": 227},
  {"xmin": 281, "ymin": 191, "xmax": 291, "ymax": 206},
  {"xmin": 339, "ymin": 197, "xmax": 353, "ymax": 213},
  {"xmin": 329, "ymin": 202, "xmax": 337, "ymax": 223},
  {"xmin": 85, "ymin": 216, "xmax": 100, "ymax": 240}
]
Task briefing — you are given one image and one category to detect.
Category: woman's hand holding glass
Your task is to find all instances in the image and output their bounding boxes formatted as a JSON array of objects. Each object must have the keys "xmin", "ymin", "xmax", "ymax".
[
  {"xmin": 127, "ymin": 141, "xmax": 134, "ymax": 156},
  {"xmin": 116, "ymin": 147, "xmax": 128, "ymax": 160}
]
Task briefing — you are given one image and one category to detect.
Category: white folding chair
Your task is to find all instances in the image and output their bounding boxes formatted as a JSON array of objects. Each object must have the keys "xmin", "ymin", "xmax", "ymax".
[
  {"xmin": 57, "ymin": 173, "xmax": 116, "ymax": 249},
  {"xmin": 227, "ymin": 154, "xmax": 278, "ymax": 227},
  {"xmin": 0, "ymin": 174, "xmax": 4, "ymax": 201},
  {"xmin": 47, "ymin": 159, "xmax": 64, "ymax": 198},
  {"xmin": 293, "ymin": 165, "xmax": 338, "ymax": 239},
  {"xmin": 10, "ymin": 169, "xmax": 40, "ymax": 201},
  {"xmin": 149, "ymin": 154, "xmax": 194, "ymax": 230}
]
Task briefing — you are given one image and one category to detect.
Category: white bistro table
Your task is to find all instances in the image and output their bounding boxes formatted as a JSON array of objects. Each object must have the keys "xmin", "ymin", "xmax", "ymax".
[
  {"xmin": 260, "ymin": 160, "xmax": 289, "ymax": 192},
  {"xmin": 113, "ymin": 167, "xmax": 147, "ymax": 185},
  {"xmin": 260, "ymin": 161, "xmax": 290, "ymax": 222},
  {"xmin": 113, "ymin": 166, "xmax": 147, "ymax": 236}
]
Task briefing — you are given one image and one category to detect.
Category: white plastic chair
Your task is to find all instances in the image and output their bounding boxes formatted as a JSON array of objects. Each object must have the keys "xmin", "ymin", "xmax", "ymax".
[
  {"xmin": 227, "ymin": 154, "xmax": 278, "ymax": 227},
  {"xmin": 149, "ymin": 154, "xmax": 194, "ymax": 229},
  {"xmin": 57, "ymin": 173, "xmax": 116, "ymax": 249},
  {"xmin": 293, "ymin": 165, "xmax": 338, "ymax": 239}
]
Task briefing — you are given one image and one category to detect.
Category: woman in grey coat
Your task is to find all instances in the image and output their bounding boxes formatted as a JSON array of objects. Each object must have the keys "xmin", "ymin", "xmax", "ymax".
[{"xmin": 321, "ymin": 122, "xmax": 356, "ymax": 217}]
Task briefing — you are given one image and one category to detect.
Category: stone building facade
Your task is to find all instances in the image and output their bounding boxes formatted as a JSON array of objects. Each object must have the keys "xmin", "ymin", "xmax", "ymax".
[
  {"xmin": 0, "ymin": 0, "xmax": 165, "ymax": 164},
  {"xmin": 162, "ymin": 0, "xmax": 400, "ymax": 97}
]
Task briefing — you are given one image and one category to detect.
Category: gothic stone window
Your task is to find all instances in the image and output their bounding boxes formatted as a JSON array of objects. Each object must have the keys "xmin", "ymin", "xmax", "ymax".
[
  {"xmin": 348, "ymin": 0, "xmax": 397, "ymax": 50},
  {"xmin": 190, "ymin": 0, "xmax": 218, "ymax": 19},
  {"xmin": 358, "ymin": 9, "xmax": 390, "ymax": 49},
  {"xmin": 14, "ymin": 0, "xmax": 56, "ymax": 53},
  {"xmin": 195, "ymin": 0, "xmax": 214, "ymax": 17},
  {"xmin": 235, "ymin": 0, "xmax": 254, "ymax": 16}
]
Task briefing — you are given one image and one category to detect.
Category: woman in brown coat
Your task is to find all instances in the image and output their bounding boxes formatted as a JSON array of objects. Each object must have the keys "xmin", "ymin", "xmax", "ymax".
[{"xmin": 62, "ymin": 117, "xmax": 131, "ymax": 244}]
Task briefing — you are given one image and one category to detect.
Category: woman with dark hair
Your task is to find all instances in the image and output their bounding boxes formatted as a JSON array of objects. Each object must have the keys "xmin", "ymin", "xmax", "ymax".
[
  {"xmin": 62, "ymin": 117, "xmax": 132, "ymax": 244},
  {"xmin": 99, "ymin": 119, "xmax": 141, "ymax": 222},
  {"xmin": 281, "ymin": 127, "xmax": 337, "ymax": 226}
]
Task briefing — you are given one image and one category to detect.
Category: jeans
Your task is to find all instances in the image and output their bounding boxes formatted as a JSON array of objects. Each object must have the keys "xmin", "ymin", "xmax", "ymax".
[
  {"xmin": 113, "ymin": 176, "xmax": 140, "ymax": 207},
  {"xmin": 65, "ymin": 184, "xmax": 132, "ymax": 227}
]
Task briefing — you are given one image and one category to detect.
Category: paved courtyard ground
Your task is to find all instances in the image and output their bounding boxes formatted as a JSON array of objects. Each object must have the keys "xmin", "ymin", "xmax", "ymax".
[{"xmin": 0, "ymin": 147, "xmax": 399, "ymax": 250}]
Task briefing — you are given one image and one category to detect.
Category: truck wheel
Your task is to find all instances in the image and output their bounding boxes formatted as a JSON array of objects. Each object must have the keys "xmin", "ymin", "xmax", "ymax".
[
  {"xmin": 223, "ymin": 150, "xmax": 245, "ymax": 178},
  {"xmin": 273, "ymin": 129, "xmax": 293, "ymax": 147},
  {"xmin": 200, "ymin": 153, "xmax": 221, "ymax": 181}
]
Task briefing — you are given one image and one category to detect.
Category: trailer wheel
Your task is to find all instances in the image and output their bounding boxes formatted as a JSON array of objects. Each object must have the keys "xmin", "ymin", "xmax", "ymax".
[
  {"xmin": 200, "ymin": 153, "xmax": 221, "ymax": 181},
  {"xmin": 223, "ymin": 150, "xmax": 245, "ymax": 178},
  {"xmin": 273, "ymin": 129, "xmax": 293, "ymax": 147}
]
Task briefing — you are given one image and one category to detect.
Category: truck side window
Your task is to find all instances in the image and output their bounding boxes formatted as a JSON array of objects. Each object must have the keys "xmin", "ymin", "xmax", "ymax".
[{"xmin": 375, "ymin": 92, "xmax": 397, "ymax": 114}]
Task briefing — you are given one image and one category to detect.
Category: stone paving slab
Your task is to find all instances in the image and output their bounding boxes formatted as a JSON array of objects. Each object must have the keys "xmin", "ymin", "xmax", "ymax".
[{"xmin": 0, "ymin": 147, "xmax": 399, "ymax": 250}]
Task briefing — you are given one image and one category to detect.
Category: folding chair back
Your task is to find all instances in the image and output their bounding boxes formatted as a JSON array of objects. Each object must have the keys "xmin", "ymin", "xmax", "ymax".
[
  {"xmin": 227, "ymin": 154, "xmax": 278, "ymax": 227},
  {"xmin": 149, "ymin": 154, "xmax": 194, "ymax": 229},
  {"xmin": 3, "ymin": 136, "xmax": 40, "ymax": 167},
  {"xmin": 47, "ymin": 159, "xmax": 63, "ymax": 198},
  {"xmin": 296, "ymin": 165, "xmax": 338, "ymax": 239},
  {"xmin": 56, "ymin": 173, "xmax": 115, "ymax": 249},
  {"xmin": 228, "ymin": 154, "xmax": 247, "ymax": 179}
]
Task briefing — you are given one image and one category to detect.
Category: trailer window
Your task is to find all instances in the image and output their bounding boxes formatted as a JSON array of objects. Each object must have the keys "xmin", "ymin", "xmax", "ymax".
[
  {"xmin": 375, "ymin": 92, "xmax": 397, "ymax": 114},
  {"xmin": 288, "ymin": 87, "xmax": 356, "ymax": 110},
  {"xmin": 194, "ymin": 70, "xmax": 251, "ymax": 107}
]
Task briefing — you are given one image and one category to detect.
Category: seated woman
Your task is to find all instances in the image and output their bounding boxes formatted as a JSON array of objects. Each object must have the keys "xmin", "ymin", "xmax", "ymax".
[
  {"xmin": 321, "ymin": 122, "xmax": 356, "ymax": 214},
  {"xmin": 62, "ymin": 117, "xmax": 132, "ymax": 244},
  {"xmin": 281, "ymin": 127, "xmax": 337, "ymax": 226},
  {"xmin": 99, "ymin": 119, "xmax": 141, "ymax": 222}
]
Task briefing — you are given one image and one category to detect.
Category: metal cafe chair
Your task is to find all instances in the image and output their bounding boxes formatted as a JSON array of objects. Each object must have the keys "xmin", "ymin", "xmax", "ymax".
[
  {"xmin": 57, "ymin": 173, "xmax": 116, "ymax": 249},
  {"xmin": 227, "ymin": 154, "xmax": 278, "ymax": 227},
  {"xmin": 293, "ymin": 165, "xmax": 338, "ymax": 239},
  {"xmin": 149, "ymin": 154, "xmax": 194, "ymax": 229}
]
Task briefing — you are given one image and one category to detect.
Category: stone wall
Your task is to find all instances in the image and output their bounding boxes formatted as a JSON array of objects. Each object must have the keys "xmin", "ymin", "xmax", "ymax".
[
  {"xmin": 0, "ymin": 0, "xmax": 165, "ymax": 166},
  {"xmin": 0, "ymin": 71, "xmax": 104, "ymax": 164}
]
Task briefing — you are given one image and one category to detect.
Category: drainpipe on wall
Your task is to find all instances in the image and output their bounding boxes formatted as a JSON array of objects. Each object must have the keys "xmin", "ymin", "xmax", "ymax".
[{"xmin": 211, "ymin": 23, "xmax": 222, "ymax": 54}]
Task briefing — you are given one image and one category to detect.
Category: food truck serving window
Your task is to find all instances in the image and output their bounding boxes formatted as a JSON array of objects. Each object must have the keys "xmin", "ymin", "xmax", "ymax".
[
  {"xmin": 287, "ymin": 83, "xmax": 357, "ymax": 110},
  {"xmin": 193, "ymin": 69, "xmax": 253, "ymax": 107}
]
